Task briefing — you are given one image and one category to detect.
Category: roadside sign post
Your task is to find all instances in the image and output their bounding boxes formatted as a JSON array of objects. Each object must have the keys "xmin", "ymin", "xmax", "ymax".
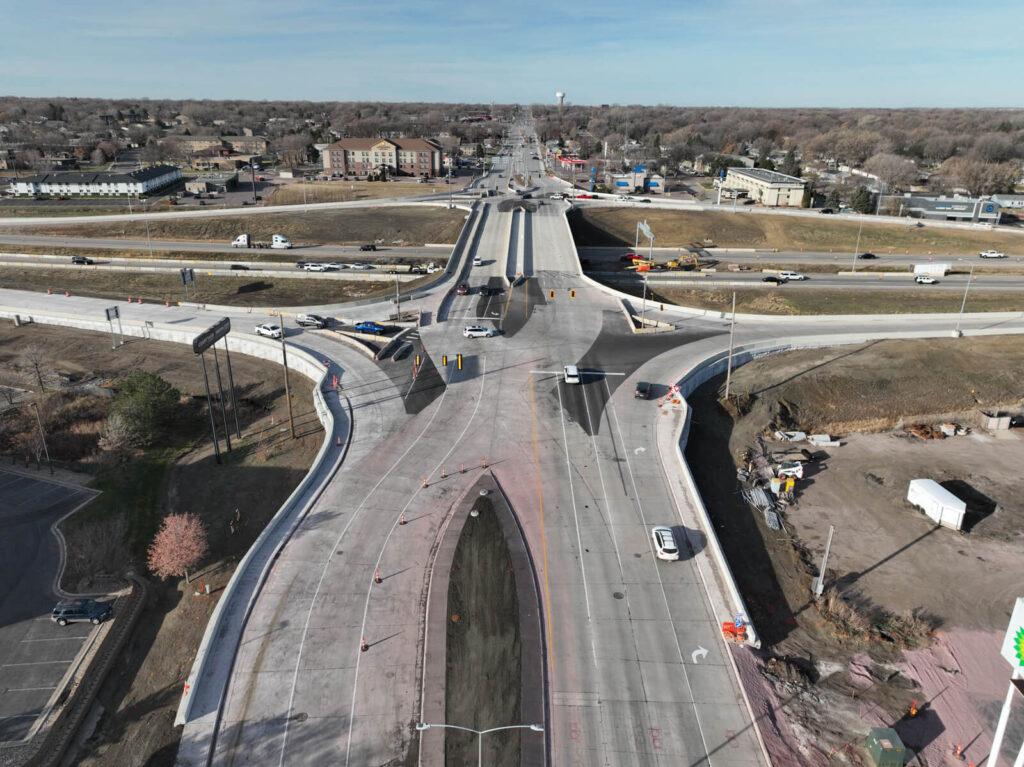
[
  {"xmin": 180, "ymin": 267, "xmax": 196, "ymax": 301},
  {"xmin": 104, "ymin": 305, "xmax": 123, "ymax": 349},
  {"xmin": 192, "ymin": 318, "xmax": 233, "ymax": 463}
]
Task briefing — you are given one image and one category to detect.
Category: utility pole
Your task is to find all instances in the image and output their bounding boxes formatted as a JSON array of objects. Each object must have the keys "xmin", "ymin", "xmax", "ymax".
[
  {"xmin": 279, "ymin": 312, "xmax": 296, "ymax": 439},
  {"xmin": 813, "ymin": 525, "xmax": 836, "ymax": 597},
  {"xmin": 724, "ymin": 292, "xmax": 737, "ymax": 399}
]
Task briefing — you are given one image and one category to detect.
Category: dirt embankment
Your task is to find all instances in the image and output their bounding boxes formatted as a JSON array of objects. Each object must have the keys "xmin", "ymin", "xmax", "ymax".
[
  {"xmin": 684, "ymin": 336, "xmax": 1024, "ymax": 765},
  {"xmin": 446, "ymin": 497, "xmax": 521, "ymax": 767}
]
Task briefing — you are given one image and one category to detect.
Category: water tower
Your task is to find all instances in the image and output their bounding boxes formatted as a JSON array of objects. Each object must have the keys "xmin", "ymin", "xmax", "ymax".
[{"xmin": 556, "ymin": 92, "xmax": 565, "ymax": 113}]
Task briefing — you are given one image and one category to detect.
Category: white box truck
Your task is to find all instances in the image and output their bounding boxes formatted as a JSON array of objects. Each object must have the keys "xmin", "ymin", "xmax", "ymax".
[
  {"xmin": 913, "ymin": 263, "xmax": 950, "ymax": 277},
  {"xmin": 906, "ymin": 479, "xmax": 966, "ymax": 530}
]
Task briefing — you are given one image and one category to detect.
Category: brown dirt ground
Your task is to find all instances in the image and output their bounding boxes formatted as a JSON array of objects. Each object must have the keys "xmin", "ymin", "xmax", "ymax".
[
  {"xmin": 9, "ymin": 206, "xmax": 467, "ymax": 248},
  {"xmin": 685, "ymin": 337, "xmax": 1024, "ymax": 764},
  {"xmin": 269, "ymin": 179, "xmax": 464, "ymax": 205},
  {"xmin": 0, "ymin": 323, "xmax": 322, "ymax": 766},
  {"xmin": 569, "ymin": 207, "xmax": 1024, "ymax": 255},
  {"xmin": 0, "ymin": 267, "xmax": 435, "ymax": 307}
]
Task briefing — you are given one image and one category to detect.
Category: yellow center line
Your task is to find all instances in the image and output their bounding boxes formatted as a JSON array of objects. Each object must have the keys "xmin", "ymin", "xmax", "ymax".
[{"xmin": 529, "ymin": 372, "xmax": 555, "ymax": 681}]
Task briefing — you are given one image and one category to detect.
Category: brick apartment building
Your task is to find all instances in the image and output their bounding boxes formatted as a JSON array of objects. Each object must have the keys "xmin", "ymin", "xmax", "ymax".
[{"xmin": 322, "ymin": 138, "xmax": 442, "ymax": 178}]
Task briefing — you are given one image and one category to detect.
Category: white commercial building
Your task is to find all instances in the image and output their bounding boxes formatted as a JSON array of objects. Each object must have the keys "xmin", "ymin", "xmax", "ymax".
[
  {"xmin": 724, "ymin": 167, "xmax": 806, "ymax": 207},
  {"xmin": 9, "ymin": 164, "xmax": 182, "ymax": 197}
]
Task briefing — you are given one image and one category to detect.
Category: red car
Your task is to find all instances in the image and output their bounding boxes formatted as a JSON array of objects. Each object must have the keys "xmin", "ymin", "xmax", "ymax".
[
  {"xmin": 619, "ymin": 252, "xmax": 642, "ymax": 262},
  {"xmin": 455, "ymin": 282, "xmax": 470, "ymax": 295},
  {"xmin": 576, "ymin": 194, "xmax": 596, "ymax": 199}
]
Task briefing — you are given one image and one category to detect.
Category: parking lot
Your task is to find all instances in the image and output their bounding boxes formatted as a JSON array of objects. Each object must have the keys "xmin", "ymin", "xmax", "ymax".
[{"xmin": 0, "ymin": 470, "xmax": 100, "ymax": 743}]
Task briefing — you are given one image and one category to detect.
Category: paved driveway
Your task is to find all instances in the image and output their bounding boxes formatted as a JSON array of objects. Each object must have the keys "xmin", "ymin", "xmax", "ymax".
[{"xmin": 0, "ymin": 470, "xmax": 98, "ymax": 743}]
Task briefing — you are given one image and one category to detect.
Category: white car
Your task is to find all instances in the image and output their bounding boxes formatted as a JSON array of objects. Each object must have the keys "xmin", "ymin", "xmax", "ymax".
[
  {"xmin": 549, "ymin": 193, "xmax": 564, "ymax": 200},
  {"xmin": 463, "ymin": 325, "xmax": 496, "ymax": 338},
  {"xmin": 915, "ymin": 275, "xmax": 938, "ymax": 284},
  {"xmin": 349, "ymin": 263, "xmax": 374, "ymax": 270},
  {"xmin": 327, "ymin": 262, "xmax": 348, "ymax": 270},
  {"xmin": 304, "ymin": 263, "xmax": 328, "ymax": 272},
  {"xmin": 614, "ymin": 194, "xmax": 631, "ymax": 202},
  {"xmin": 779, "ymin": 271, "xmax": 806, "ymax": 281},
  {"xmin": 979, "ymin": 250, "xmax": 1005, "ymax": 258},
  {"xmin": 255, "ymin": 323, "xmax": 283, "ymax": 339},
  {"xmin": 652, "ymin": 526, "xmax": 680, "ymax": 561},
  {"xmin": 563, "ymin": 364, "xmax": 581, "ymax": 384}
]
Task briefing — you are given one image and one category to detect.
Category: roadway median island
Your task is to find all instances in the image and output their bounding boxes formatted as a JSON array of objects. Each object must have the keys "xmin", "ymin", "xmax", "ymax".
[{"xmin": 681, "ymin": 336, "xmax": 1024, "ymax": 765}]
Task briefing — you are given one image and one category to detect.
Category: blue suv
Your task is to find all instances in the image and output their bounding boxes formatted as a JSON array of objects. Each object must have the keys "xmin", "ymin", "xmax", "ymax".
[{"xmin": 51, "ymin": 598, "xmax": 113, "ymax": 626}]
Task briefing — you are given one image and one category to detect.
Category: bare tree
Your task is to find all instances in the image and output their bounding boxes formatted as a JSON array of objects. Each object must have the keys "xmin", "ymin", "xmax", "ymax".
[
  {"xmin": 147, "ymin": 513, "xmax": 209, "ymax": 584},
  {"xmin": 864, "ymin": 153, "xmax": 918, "ymax": 191},
  {"xmin": 21, "ymin": 345, "xmax": 49, "ymax": 392}
]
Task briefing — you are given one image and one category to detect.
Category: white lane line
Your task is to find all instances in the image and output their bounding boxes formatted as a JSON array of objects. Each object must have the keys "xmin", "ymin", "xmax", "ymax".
[
  {"xmin": 277, "ymin": 373, "xmax": 455, "ymax": 767},
  {"xmin": 603, "ymin": 378, "xmax": 715, "ymax": 766},
  {"xmin": 555, "ymin": 377, "xmax": 591, "ymax": 621},
  {"xmin": 348, "ymin": 359, "xmax": 489, "ymax": 767},
  {"xmin": 0, "ymin": 660, "xmax": 72, "ymax": 667},
  {"xmin": 7, "ymin": 686, "xmax": 57, "ymax": 692}
]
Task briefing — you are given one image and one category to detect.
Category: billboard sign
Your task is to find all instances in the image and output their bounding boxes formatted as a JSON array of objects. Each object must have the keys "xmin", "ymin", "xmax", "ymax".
[{"xmin": 192, "ymin": 317, "xmax": 231, "ymax": 355}]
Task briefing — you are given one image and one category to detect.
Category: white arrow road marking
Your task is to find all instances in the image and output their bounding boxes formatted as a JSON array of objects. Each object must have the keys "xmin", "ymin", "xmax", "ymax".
[{"xmin": 691, "ymin": 646, "xmax": 708, "ymax": 664}]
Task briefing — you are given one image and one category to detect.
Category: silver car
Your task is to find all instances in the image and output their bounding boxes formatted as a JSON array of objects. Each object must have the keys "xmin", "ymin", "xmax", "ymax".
[{"xmin": 463, "ymin": 325, "xmax": 496, "ymax": 338}]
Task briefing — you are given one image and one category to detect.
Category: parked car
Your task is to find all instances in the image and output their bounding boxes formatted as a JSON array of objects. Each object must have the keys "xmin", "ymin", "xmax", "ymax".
[
  {"xmin": 634, "ymin": 381, "xmax": 651, "ymax": 399},
  {"xmin": 763, "ymin": 275, "xmax": 788, "ymax": 284},
  {"xmin": 819, "ymin": 208, "xmax": 835, "ymax": 214},
  {"xmin": 359, "ymin": 244, "xmax": 377, "ymax": 251},
  {"xmin": 355, "ymin": 321, "xmax": 386, "ymax": 335},
  {"xmin": 915, "ymin": 275, "xmax": 938, "ymax": 284},
  {"xmin": 295, "ymin": 314, "xmax": 328, "ymax": 328},
  {"xmin": 563, "ymin": 365, "xmax": 581, "ymax": 384},
  {"xmin": 651, "ymin": 526, "xmax": 680, "ymax": 561},
  {"xmin": 979, "ymin": 250, "xmax": 1006, "ymax": 258},
  {"xmin": 51, "ymin": 598, "xmax": 112, "ymax": 626},
  {"xmin": 255, "ymin": 323, "xmax": 283, "ymax": 339},
  {"xmin": 455, "ymin": 282, "xmax": 470, "ymax": 295},
  {"xmin": 71, "ymin": 256, "xmax": 94, "ymax": 265},
  {"xmin": 463, "ymin": 325, "xmax": 496, "ymax": 338},
  {"xmin": 857, "ymin": 252, "xmax": 878, "ymax": 260}
]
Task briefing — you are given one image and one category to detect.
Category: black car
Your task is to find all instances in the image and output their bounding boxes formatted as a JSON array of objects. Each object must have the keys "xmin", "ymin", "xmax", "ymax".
[
  {"xmin": 819, "ymin": 208, "xmax": 834, "ymax": 214},
  {"xmin": 229, "ymin": 264, "xmax": 249, "ymax": 270},
  {"xmin": 71, "ymin": 256, "xmax": 94, "ymax": 265},
  {"xmin": 359, "ymin": 244, "xmax": 377, "ymax": 251},
  {"xmin": 763, "ymin": 275, "xmax": 788, "ymax": 284},
  {"xmin": 51, "ymin": 598, "xmax": 113, "ymax": 626},
  {"xmin": 857, "ymin": 252, "xmax": 878, "ymax": 260},
  {"xmin": 634, "ymin": 381, "xmax": 651, "ymax": 399}
]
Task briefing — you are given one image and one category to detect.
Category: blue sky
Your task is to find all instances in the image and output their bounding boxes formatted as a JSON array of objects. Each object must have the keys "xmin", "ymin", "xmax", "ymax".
[{"xmin": 2, "ymin": 0, "xmax": 1020, "ymax": 107}]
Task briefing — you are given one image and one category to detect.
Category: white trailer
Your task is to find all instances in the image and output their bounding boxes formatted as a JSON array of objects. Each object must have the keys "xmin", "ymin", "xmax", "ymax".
[
  {"xmin": 913, "ymin": 263, "xmax": 950, "ymax": 276},
  {"xmin": 906, "ymin": 479, "xmax": 966, "ymax": 530}
]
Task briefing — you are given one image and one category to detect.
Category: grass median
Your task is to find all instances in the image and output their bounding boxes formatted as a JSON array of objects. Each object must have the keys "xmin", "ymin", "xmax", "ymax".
[
  {"xmin": 570, "ymin": 207, "xmax": 1024, "ymax": 256},
  {"xmin": 0, "ymin": 267, "xmax": 433, "ymax": 306},
  {"xmin": 8, "ymin": 205, "xmax": 468, "ymax": 247}
]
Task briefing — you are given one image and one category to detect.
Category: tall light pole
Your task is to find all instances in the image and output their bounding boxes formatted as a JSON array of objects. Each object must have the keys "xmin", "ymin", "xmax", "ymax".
[
  {"xmin": 954, "ymin": 259, "xmax": 976, "ymax": 336},
  {"xmin": 415, "ymin": 722, "xmax": 544, "ymax": 767},
  {"xmin": 28, "ymin": 401, "xmax": 52, "ymax": 474},
  {"xmin": 851, "ymin": 214, "xmax": 864, "ymax": 273}
]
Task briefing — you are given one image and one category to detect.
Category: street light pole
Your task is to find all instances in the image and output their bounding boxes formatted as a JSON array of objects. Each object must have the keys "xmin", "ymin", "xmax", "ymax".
[
  {"xmin": 28, "ymin": 401, "xmax": 52, "ymax": 474},
  {"xmin": 955, "ymin": 261, "xmax": 976, "ymax": 336},
  {"xmin": 415, "ymin": 722, "xmax": 544, "ymax": 767},
  {"xmin": 851, "ymin": 214, "xmax": 864, "ymax": 273}
]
